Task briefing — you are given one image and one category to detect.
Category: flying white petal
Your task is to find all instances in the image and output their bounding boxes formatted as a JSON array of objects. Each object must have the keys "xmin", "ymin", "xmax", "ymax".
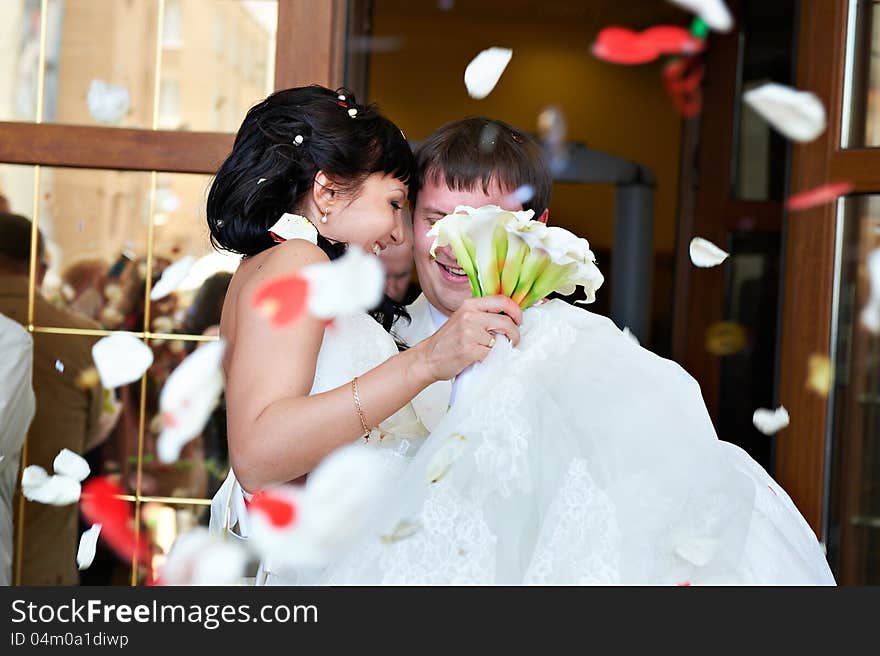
[
  {"xmin": 150, "ymin": 255, "xmax": 196, "ymax": 301},
  {"xmin": 300, "ymin": 246, "xmax": 385, "ymax": 319},
  {"xmin": 743, "ymin": 83, "xmax": 826, "ymax": 143},
  {"xmin": 157, "ymin": 340, "xmax": 226, "ymax": 463},
  {"xmin": 21, "ymin": 465, "xmax": 81, "ymax": 505},
  {"xmin": 161, "ymin": 527, "xmax": 248, "ymax": 585},
  {"xmin": 752, "ymin": 406, "xmax": 790, "ymax": 436},
  {"xmin": 92, "ymin": 333, "xmax": 154, "ymax": 389},
  {"xmin": 426, "ymin": 433, "xmax": 469, "ymax": 483},
  {"xmin": 464, "ymin": 47, "xmax": 512, "ymax": 99},
  {"xmin": 53, "ymin": 448, "xmax": 90, "ymax": 482},
  {"xmin": 77, "ymin": 524, "xmax": 102, "ymax": 570},
  {"xmin": 689, "ymin": 237, "xmax": 729, "ymax": 268},
  {"xmin": 86, "ymin": 79, "xmax": 131, "ymax": 124},
  {"xmin": 668, "ymin": 0, "xmax": 733, "ymax": 32}
]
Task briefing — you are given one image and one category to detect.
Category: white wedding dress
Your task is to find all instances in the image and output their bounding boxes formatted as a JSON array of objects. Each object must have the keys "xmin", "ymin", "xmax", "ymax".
[{"xmin": 212, "ymin": 298, "xmax": 835, "ymax": 585}]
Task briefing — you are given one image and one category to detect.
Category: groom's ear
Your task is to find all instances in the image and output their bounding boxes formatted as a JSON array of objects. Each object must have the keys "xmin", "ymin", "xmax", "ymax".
[
  {"xmin": 536, "ymin": 208, "xmax": 549, "ymax": 224},
  {"xmin": 312, "ymin": 170, "xmax": 337, "ymax": 210}
]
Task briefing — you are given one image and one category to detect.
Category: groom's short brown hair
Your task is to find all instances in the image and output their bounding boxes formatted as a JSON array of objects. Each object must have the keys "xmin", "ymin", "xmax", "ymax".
[{"xmin": 410, "ymin": 117, "xmax": 552, "ymax": 215}]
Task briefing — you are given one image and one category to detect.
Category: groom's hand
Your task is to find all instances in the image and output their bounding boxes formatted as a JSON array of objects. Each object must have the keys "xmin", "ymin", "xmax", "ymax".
[{"xmin": 414, "ymin": 296, "xmax": 522, "ymax": 382}]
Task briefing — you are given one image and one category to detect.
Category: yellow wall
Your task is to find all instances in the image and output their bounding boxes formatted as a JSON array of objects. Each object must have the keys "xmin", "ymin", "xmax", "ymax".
[{"xmin": 368, "ymin": 6, "xmax": 683, "ymax": 253}]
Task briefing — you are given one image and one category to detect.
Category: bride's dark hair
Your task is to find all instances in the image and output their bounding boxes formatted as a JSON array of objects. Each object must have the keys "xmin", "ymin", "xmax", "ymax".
[{"xmin": 207, "ymin": 85, "xmax": 414, "ymax": 330}]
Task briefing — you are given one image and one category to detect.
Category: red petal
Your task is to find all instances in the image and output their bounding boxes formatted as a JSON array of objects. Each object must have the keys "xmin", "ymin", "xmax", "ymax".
[
  {"xmin": 641, "ymin": 26, "xmax": 705, "ymax": 57},
  {"xmin": 248, "ymin": 491, "xmax": 297, "ymax": 529},
  {"xmin": 80, "ymin": 477, "xmax": 151, "ymax": 568},
  {"xmin": 663, "ymin": 57, "xmax": 705, "ymax": 118},
  {"xmin": 677, "ymin": 581, "xmax": 692, "ymax": 586},
  {"xmin": 592, "ymin": 27, "xmax": 659, "ymax": 65},
  {"xmin": 251, "ymin": 275, "xmax": 309, "ymax": 328},
  {"xmin": 786, "ymin": 181, "xmax": 854, "ymax": 211}
]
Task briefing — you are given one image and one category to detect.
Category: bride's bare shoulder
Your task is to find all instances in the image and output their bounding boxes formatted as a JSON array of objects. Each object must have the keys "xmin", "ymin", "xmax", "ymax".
[{"xmin": 220, "ymin": 240, "xmax": 329, "ymax": 342}]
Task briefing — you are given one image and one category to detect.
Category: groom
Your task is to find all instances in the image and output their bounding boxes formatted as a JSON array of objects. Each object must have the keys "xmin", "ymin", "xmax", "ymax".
[{"xmin": 394, "ymin": 117, "xmax": 552, "ymax": 429}]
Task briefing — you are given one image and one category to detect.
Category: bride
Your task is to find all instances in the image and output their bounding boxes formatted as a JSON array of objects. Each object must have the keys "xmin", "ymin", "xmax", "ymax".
[{"xmin": 207, "ymin": 87, "xmax": 834, "ymax": 585}]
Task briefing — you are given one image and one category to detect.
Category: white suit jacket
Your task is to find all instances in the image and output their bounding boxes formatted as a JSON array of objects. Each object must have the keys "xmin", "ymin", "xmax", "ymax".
[
  {"xmin": 0, "ymin": 314, "xmax": 35, "ymax": 586},
  {"xmin": 392, "ymin": 294, "xmax": 452, "ymax": 433}
]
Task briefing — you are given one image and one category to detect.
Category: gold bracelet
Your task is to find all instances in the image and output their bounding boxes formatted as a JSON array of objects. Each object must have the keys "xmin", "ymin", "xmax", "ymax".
[{"xmin": 351, "ymin": 376, "xmax": 370, "ymax": 441}]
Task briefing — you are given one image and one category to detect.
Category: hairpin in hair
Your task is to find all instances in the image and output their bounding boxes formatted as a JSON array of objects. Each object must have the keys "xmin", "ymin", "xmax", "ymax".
[
  {"xmin": 293, "ymin": 134, "xmax": 304, "ymax": 146},
  {"xmin": 511, "ymin": 132, "xmax": 524, "ymax": 143}
]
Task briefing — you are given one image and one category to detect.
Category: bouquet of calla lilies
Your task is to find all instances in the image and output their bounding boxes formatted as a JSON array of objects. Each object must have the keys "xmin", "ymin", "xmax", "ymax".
[{"xmin": 428, "ymin": 205, "xmax": 604, "ymax": 308}]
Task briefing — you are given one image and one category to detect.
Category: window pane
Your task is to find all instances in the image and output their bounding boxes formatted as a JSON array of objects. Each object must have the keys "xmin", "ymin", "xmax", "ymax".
[
  {"xmin": 0, "ymin": 0, "xmax": 276, "ymax": 132},
  {"xmin": 33, "ymin": 167, "xmax": 152, "ymax": 331},
  {"xmin": 731, "ymin": 0, "xmax": 797, "ymax": 201},
  {"xmin": 156, "ymin": 0, "xmax": 276, "ymax": 132},
  {"xmin": 843, "ymin": 1, "xmax": 880, "ymax": 147},
  {"xmin": 0, "ymin": 0, "xmax": 42, "ymax": 122},
  {"xmin": 828, "ymin": 195, "xmax": 880, "ymax": 584}
]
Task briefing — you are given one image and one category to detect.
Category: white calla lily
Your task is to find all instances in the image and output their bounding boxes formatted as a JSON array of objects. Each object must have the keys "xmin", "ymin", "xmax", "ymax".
[{"xmin": 157, "ymin": 340, "xmax": 226, "ymax": 463}]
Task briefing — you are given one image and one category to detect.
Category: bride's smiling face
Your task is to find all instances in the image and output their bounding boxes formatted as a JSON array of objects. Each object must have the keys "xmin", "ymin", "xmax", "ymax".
[{"xmin": 312, "ymin": 172, "xmax": 408, "ymax": 254}]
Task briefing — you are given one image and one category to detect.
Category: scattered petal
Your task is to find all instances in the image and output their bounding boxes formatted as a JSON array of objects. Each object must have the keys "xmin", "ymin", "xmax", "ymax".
[
  {"xmin": 348, "ymin": 107, "xmax": 358, "ymax": 118},
  {"xmin": 861, "ymin": 248, "xmax": 880, "ymax": 334},
  {"xmin": 150, "ymin": 255, "xmax": 196, "ymax": 301},
  {"xmin": 75, "ymin": 367, "xmax": 101, "ymax": 390},
  {"xmin": 77, "ymin": 524, "xmax": 102, "ymax": 570},
  {"xmin": 689, "ymin": 237, "xmax": 729, "ymax": 267},
  {"xmin": 743, "ymin": 83, "xmax": 826, "ymax": 143},
  {"xmin": 86, "ymin": 79, "xmax": 131, "ymax": 124},
  {"xmin": 53, "ymin": 448, "xmax": 90, "ymax": 482},
  {"xmin": 668, "ymin": 0, "xmax": 733, "ymax": 32},
  {"xmin": 54, "ymin": 359, "xmax": 64, "ymax": 373},
  {"xmin": 92, "ymin": 333, "xmax": 154, "ymax": 389},
  {"xmin": 252, "ymin": 275, "xmax": 309, "ymax": 328},
  {"xmin": 293, "ymin": 134, "xmax": 304, "ymax": 146},
  {"xmin": 786, "ymin": 181, "xmax": 853, "ymax": 212},
  {"xmin": 381, "ymin": 519, "xmax": 422, "ymax": 544},
  {"xmin": 257, "ymin": 178, "xmax": 267, "ymax": 185},
  {"xmin": 156, "ymin": 340, "xmax": 226, "ymax": 463},
  {"xmin": 301, "ymin": 246, "xmax": 385, "ymax": 319},
  {"xmin": 21, "ymin": 465, "xmax": 81, "ymax": 505},
  {"xmin": 80, "ymin": 477, "xmax": 151, "ymax": 568},
  {"xmin": 248, "ymin": 445, "xmax": 391, "ymax": 570},
  {"xmin": 268, "ymin": 213, "xmax": 318, "ymax": 244},
  {"xmin": 592, "ymin": 26, "xmax": 703, "ymax": 65},
  {"xmin": 705, "ymin": 321, "xmax": 747, "ymax": 356},
  {"xmin": 159, "ymin": 527, "xmax": 248, "ymax": 585},
  {"xmin": 806, "ymin": 353, "xmax": 833, "ymax": 397},
  {"xmin": 504, "ymin": 184, "xmax": 535, "ymax": 207},
  {"xmin": 464, "ymin": 47, "xmax": 512, "ymax": 99},
  {"xmin": 752, "ymin": 406, "xmax": 790, "ymax": 435},
  {"xmin": 426, "ymin": 433, "xmax": 469, "ymax": 483},
  {"xmin": 663, "ymin": 56, "xmax": 704, "ymax": 118}
]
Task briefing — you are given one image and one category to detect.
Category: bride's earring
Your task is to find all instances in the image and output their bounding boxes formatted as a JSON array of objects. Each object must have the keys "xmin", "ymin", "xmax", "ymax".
[{"xmin": 320, "ymin": 207, "xmax": 329, "ymax": 224}]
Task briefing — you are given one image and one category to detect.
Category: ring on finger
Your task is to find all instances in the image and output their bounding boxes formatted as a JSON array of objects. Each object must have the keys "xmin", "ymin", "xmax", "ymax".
[{"xmin": 487, "ymin": 333, "xmax": 496, "ymax": 348}]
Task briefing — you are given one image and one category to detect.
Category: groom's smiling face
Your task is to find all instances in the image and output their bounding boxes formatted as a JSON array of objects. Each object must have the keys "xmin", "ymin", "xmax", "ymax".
[{"xmin": 412, "ymin": 178, "xmax": 525, "ymax": 317}]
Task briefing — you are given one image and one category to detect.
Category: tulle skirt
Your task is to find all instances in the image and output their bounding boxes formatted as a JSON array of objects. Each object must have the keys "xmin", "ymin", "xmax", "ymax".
[{"xmin": 265, "ymin": 300, "xmax": 835, "ymax": 585}]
